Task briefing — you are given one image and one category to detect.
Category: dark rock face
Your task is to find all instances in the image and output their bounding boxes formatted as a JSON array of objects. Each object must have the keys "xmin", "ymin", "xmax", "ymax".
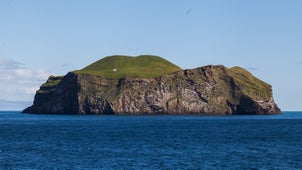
[
  {"xmin": 23, "ymin": 65, "xmax": 281, "ymax": 115},
  {"xmin": 23, "ymin": 73, "xmax": 79, "ymax": 114}
]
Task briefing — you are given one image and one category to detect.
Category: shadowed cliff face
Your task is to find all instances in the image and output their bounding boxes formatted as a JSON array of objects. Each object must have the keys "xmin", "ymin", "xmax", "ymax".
[{"xmin": 23, "ymin": 65, "xmax": 281, "ymax": 115}]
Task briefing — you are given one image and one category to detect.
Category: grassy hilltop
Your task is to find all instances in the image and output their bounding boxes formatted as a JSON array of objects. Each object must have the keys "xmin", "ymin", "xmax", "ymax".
[{"xmin": 74, "ymin": 55, "xmax": 182, "ymax": 79}]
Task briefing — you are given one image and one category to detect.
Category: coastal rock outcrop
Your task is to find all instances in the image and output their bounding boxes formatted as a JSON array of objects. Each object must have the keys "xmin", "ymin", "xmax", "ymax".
[{"xmin": 23, "ymin": 55, "xmax": 281, "ymax": 115}]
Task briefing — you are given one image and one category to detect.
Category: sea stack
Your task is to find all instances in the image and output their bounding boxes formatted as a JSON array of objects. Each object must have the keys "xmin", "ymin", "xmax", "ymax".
[{"xmin": 23, "ymin": 55, "xmax": 281, "ymax": 115}]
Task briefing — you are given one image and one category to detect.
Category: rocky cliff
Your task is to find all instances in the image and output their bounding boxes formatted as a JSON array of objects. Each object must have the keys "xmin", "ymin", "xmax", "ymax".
[{"xmin": 23, "ymin": 56, "xmax": 281, "ymax": 115}]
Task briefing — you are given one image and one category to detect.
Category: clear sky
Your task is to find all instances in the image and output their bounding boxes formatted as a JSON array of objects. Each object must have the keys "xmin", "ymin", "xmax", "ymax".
[{"xmin": 0, "ymin": 0, "xmax": 301, "ymax": 111}]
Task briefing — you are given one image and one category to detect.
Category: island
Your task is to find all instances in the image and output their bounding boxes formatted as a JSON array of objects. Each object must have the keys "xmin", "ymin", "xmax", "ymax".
[{"xmin": 23, "ymin": 55, "xmax": 281, "ymax": 115}]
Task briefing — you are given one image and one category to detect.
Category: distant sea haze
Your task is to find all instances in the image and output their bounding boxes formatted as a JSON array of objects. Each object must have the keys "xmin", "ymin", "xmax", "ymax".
[
  {"xmin": 0, "ymin": 100, "xmax": 31, "ymax": 111},
  {"xmin": 1, "ymin": 111, "xmax": 302, "ymax": 169}
]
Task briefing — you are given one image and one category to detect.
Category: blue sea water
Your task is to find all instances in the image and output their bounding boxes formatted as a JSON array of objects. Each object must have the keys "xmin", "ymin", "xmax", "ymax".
[{"xmin": 0, "ymin": 111, "xmax": 302, "ymax": 170}]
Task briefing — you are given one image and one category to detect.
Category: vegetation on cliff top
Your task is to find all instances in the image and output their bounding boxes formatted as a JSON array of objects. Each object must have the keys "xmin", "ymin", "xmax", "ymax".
[
  {"xmin": 74, "ymin": 55, "xmax": 182, "ymax": 79},
  {"xmin": 37, "ymin": 75, "xmax": 63, "ymax": 94},
  {"xmin": 227, "ymin": 66, "xmax": 271, "ymax": 100}
]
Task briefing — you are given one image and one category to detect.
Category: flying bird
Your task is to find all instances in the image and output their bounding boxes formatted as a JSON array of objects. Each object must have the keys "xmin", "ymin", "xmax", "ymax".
[{"xmin": 186, "ymin": 8, "xmax": 192, "ymax": 15}]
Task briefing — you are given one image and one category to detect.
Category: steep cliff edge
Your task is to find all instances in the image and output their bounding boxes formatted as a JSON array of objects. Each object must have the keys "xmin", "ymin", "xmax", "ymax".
[{"xmin": 23, "ymin": 55, "xmax": 281, "ymax": 115}]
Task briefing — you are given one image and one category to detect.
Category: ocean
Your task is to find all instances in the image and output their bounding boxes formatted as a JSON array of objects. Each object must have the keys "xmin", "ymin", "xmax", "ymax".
[{"xmin": 0, "ymin": 111, "xmax": 302, "ymax": 170}]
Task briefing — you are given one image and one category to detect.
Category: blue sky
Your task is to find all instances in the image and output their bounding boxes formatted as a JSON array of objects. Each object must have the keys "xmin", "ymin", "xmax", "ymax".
[{"xmin": 0, "ymin": 0, "xmax": 301, "ymax": 111}]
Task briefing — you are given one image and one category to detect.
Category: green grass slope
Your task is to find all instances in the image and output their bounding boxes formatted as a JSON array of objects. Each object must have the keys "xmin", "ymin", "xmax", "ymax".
[
  {"xmin": 37, "ymin": 75, "xmax": 63, "ymax": 94},
  {"xmin": 227, "ymin": 66, "xmax": 272, "ymax": 100},
  {"xmin": 74, "ymin": 55, "xmax": 182, "ymax": 79}
]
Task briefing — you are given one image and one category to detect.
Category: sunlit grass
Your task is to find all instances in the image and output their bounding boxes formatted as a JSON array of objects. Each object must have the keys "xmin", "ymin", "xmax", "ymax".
[{"xmin": 74, "ymin": 55, "xmax": 182, "ymax": 79}]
